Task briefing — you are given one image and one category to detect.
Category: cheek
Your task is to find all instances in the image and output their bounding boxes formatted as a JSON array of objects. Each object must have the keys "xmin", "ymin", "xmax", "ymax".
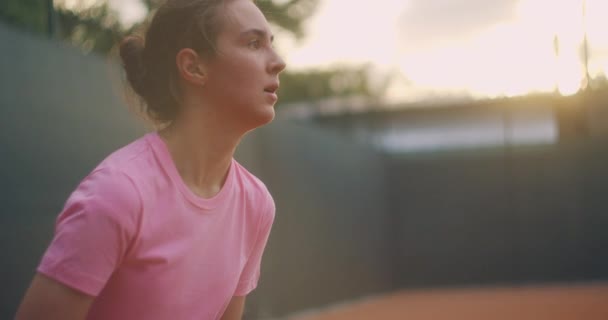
[
  {"xmin": 203, "ymin": 53, "xmax": 274, "ymax": 127},
  {"xmin": 212, "ymin": 76, "xmax": 256, "ymax": 111},
  {"xmin": 209, "ymin": 59, "xmax": 260, "ymax": 100},
  {"xmin": 215, "ymin": 52, "xmax": 261, "ymax": 83}
]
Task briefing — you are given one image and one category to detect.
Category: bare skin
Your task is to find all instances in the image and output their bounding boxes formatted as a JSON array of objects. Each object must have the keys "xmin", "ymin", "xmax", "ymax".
[
  {"xmin": 15, "ymin": 274, "xmax": 93, "ymax": 320},
  {"xmin": 15, "ymin": 0, "xmax": 285, "ymax": 319},
  {"xmin": 221, "ymin": 296, "xmax": 246, "ymax": 320}
]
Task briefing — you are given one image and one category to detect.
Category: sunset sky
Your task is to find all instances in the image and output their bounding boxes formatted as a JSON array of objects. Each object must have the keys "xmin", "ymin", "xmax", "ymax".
[
  {"xmin": 282, "ymin": 0, "xmax": 608, "ymax": 100},
  {"xmin": 62, "ymin": 0, "xmax": 608, "ymax": 101}
]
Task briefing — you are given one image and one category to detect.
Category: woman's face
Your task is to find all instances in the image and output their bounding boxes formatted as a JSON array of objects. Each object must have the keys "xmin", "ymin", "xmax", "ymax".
[{"xmin": 201, "ymin": 0, "xmax": 286, "ymax": 131}]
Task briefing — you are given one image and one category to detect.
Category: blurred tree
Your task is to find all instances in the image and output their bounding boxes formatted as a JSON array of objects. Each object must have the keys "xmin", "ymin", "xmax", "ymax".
[
  {"xmin": 0, "ymin": 0, "xmax": 48, "ymax": 34},
  {"xmin": 55, "ymin": 4, "xmax": 125, "ymax": 54},
  {"xmin": 59, "ymin": 0, "xmax": 319, "ymax": 54},
  {"xmin": 255, "ymin": 0, "xmax": 318, "ymax": 39},
  {"xmin": 139, "ymin": 0, "xmax": 317, "ymax": 40},
  {"xmin": 590, "ymin": 74, "xmax": 608, "ymax": 90},
  {"xmin": 0, "ymin": 0, "xmax": 127, "ymax": 54},
  {"xmin": 1, "ymin": 0, "xmax": 318, "ymax": 54},
  {"xmin": 279, "ymin": 66, "xmax": 383, "ymax": 105},
  {"xmin": 1, "ymin": 0, "xmax": 380, "ymax": 105}
]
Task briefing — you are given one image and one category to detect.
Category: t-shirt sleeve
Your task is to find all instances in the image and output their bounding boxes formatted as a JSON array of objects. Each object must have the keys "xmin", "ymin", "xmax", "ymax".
[
  {"xmin": 234, "ymin": 194, "xmax": 275, "ymax": 296},
  {"xmin": 37, "ymin": 168, "xmax": 141, "ymax": 297}
]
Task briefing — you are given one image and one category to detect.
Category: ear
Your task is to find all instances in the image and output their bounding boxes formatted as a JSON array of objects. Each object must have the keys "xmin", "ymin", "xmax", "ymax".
[{"xmin": 176, "ymin": 48, "xmax": 207, "ymax": 86}]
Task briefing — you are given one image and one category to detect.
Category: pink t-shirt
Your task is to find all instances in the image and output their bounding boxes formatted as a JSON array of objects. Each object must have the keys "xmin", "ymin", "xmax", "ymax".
[{"xmin": 37, "ymin": 132, "xmax": 275, "ymax": 320}]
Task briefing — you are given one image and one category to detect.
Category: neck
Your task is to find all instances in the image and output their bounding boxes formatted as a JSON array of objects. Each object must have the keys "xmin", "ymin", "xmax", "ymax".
[{"xmin": 158, "ymin": 110, "xmax": 243, "ymax": 199}]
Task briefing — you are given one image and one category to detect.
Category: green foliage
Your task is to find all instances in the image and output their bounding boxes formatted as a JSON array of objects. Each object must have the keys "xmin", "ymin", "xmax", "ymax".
[
  {"xmin": 0, "ymin": 0, "xmax": 129, "ymax": 54},
  {"xmin": 255, "ymin": 0, "xmax": 318, "ymax": 39},
  {"xmin": 138, "ymin": 0, "xmax": 317, "ymax": 39},
  {"xmin": 279, "ymin": 67, "xmax": 380, "ymax": 105},
  {"xmin": 57, "ymin": 0, "xmax": 319, "ymax": 55},
  {"xmin": 0, "ymin": 0, "xmax": 377, "ymax": 104},
  {"xmin": 56, "ymin": 4, "xmax": 127, "ymax": 54},
  {"xmin": 590, "ymin": 74, "xmax": 608, "ymax": 90},
  {"xmin": 0, "ymin": 0, "xmax": 317, "ymax": 54},
  {"xmin": 0, "ymin": 0, "xmax": 49, "ymax": 34}
]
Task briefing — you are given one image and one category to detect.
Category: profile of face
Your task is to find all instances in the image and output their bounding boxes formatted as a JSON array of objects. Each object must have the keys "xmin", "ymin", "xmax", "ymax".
[{"xmin": 177, "ymin": 0, "xmax": 286, "ymax": 132}]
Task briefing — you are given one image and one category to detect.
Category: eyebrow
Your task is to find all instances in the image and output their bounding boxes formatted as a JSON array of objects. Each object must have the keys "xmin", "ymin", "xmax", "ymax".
[{"xmin": 241, "ymin": 28, "xmax": 274, "ymax": 42}]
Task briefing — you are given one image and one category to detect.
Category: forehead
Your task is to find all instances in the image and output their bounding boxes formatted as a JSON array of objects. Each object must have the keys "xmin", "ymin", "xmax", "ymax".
[{"xmin": 220, "ymin": 0, "xmax": 270, "ymax": 34}]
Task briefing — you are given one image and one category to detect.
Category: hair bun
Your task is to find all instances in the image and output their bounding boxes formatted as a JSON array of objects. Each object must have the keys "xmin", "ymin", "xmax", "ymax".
[{"xmin": 119, "ymin": 36, "xmax": 147, "ymax": 97}]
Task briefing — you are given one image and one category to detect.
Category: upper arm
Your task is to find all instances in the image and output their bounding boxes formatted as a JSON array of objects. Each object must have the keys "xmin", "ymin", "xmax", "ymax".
[
  {"xmin": 234, "ymin": 192, "xmax": 275, "ymax": 296},
  {"xmin": 220, "ymin": 296, "xmax": 246, "ymax": 320},
  {"xmin": 16, "ymin": 168, "xmax": 141, "ymax": 320},
  {"xmin": 15, "ymin": 273, "xmax": 94, "ymax": 320},
  {"xmin": 37, "ymin": 168, "xmax": 141, "ymax": 296}
]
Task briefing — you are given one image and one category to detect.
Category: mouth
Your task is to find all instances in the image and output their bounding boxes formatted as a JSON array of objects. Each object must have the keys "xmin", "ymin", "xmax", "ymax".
[{"xmin": 263, "ymin": 83, "xmax": 279, "ymax": 94}]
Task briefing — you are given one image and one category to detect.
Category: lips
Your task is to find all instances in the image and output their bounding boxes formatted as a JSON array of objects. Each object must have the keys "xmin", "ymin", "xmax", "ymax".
[{"xmin": 264, "ymin": 83, "xmax": 279, "ymax": 94}]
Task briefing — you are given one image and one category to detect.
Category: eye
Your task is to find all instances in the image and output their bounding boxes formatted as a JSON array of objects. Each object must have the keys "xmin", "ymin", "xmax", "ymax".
[{"xmin": 248, "ymin": 39, "xmax": 261, "ymax": 50}]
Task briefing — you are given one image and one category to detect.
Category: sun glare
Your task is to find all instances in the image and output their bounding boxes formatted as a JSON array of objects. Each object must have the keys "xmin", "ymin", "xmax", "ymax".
[
  {"xmin": 519, "ymin": 0, "xmax": 586, "ymax": 96},
  {"xmin": 283, "ymin": 0, "xmax": 405, "ymax": 70},
  {"xmin": 398, "ymin": 0, "xmax": 596, "ymax": 98},
  {"xmin": 58, "ymin": 0, "xmax": 606, "ymax": 100}
]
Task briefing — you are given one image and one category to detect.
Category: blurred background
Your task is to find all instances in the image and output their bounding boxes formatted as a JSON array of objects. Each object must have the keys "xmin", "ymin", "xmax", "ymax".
[{"xmin": 1, "ymin": 0, "xmax": 608, "ymax": 319}]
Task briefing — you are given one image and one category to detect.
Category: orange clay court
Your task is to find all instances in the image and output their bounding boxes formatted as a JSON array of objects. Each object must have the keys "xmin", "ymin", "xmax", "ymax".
[{"xmin": 292, "ymin": 283, "xmax": 608, "ymax": 320}]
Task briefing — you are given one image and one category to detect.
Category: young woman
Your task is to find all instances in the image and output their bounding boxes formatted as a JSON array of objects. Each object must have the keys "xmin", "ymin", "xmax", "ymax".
[{"xmin": 15, "ymin": 0, "xmax": 285, "ymax": 319}]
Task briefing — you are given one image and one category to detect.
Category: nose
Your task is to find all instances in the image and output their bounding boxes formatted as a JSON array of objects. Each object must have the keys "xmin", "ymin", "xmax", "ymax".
[{"xmin": 268, "ymin": 49, "xmax": 286, "ymax": 75}]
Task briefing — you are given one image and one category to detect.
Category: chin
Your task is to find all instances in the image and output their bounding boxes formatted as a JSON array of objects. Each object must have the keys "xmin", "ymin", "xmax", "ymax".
[
  {"xmin": 243, "ymin": 105, "xmax": 275, "ymax": 131},
  {"xmin": 257, "ymin": 105, "xmax": 276, "ymax": 126}
]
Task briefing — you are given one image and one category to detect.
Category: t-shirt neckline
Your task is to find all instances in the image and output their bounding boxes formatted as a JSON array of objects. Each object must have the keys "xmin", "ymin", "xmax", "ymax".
[{"xmin": 146, "ymin": 131, "xmax": 235, "ymax": 210}]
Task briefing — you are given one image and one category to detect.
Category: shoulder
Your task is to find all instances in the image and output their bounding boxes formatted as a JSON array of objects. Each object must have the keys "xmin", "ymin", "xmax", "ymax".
[
  {"xmin": 233, "ymin": 160, "xmax": 272, "ymax": 200},
  {"xmin": 64, "ymin": 167, "xmax": 142, "ymax": 224},
  {"xmin": 88, "ymin": 134, "xmax": 160, "ymax": 199},
  {"xmin": 96, "ymin": 135, "xmax": 152, "ymax": 177},
  {"xmin": 62, "ymin": 137, "xmax": 152, "ymax": 226},
  {"xmin": 232, "ymin": 160, "xmax": 275, "ymax": 222}
]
